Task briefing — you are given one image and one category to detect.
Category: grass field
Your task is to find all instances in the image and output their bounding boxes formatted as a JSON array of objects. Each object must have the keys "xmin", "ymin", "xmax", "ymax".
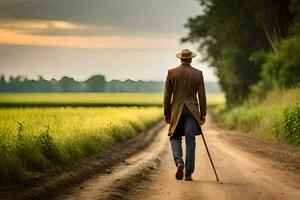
[
  {"xmin": 0, "ymin": 92, "xmax": 225, "ymax": 107},
  {"xmin": 0, "ymin": 107, "xmax": 162, "ymax": 183}
]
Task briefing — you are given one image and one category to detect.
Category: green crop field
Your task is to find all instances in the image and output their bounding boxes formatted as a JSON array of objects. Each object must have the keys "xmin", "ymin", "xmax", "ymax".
[
  {"xmin": 0, "ymin": 92, "xmax": 163, "ymax": 107},
  {"xmin": 0, "ymin": 92, "xmax": 225, "ymax": 107},
  {"xmin": 0, "ymin": 106, "xmax": 162, "ymax": 183}
]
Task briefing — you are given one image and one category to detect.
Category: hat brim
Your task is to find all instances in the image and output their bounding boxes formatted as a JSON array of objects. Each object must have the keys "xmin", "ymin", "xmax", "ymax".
[{"xmin": 176, "ymin": 52, "xmax": 197, "ymax": 59}]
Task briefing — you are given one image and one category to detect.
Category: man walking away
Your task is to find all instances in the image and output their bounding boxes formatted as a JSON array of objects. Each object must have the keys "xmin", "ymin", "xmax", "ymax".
[{"xmin": 163, "ymin": 49, "xmax": 207, "ymax": 181}]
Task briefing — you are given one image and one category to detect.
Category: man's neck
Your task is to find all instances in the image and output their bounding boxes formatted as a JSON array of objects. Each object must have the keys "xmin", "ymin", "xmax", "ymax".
[{"xmin": 181, "ymin": 62, "xmax": 191, "ymax": 66}]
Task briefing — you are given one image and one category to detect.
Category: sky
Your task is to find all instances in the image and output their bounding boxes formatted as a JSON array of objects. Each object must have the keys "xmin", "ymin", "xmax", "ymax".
[{"xmin": 0, "ymin": 0, "xmax": 217, "ymax": 82}]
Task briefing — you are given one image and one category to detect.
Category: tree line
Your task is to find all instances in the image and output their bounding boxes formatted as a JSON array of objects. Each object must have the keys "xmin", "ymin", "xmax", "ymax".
[
  {"xmin": 183, "ymin": 0, "xmax": 300, "ymax": 105},
  {"xmin": 0, "ymin": 74, "xmax": 163, "ymax": 92},
  {"xmin": 0, "ymin": 74, "xmax": 221, "ymax": 93}
]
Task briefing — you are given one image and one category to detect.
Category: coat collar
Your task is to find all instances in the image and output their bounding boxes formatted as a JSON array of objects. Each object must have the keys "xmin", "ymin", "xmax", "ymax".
[{"xmin": 180, "ymin": 62, "xmax": 191, "ymax": 67}]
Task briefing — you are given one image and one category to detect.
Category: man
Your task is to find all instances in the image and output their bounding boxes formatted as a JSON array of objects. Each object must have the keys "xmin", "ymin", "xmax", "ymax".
[{"xmin": 163, "ymin": 49, "xmax": 207, "ymax": 181}]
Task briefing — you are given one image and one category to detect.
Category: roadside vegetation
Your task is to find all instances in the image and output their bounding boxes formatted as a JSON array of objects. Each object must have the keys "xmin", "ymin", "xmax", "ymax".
[
  {"xmin": 0, "ymin": 107, "xmax": 162, "ymax": 183},
  {"xmin": 217, "ymin": 88, "xmax": 300, "ymax": 145}
]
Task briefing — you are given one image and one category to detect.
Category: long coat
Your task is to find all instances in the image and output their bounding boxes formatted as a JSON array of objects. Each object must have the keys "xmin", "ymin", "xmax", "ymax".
[{"xmin": 163, "ymin": 63, "xmax": 207, "ymax": 136}]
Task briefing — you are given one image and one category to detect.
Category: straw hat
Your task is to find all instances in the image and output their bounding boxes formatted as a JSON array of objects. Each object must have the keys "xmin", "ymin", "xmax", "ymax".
[{"xmin": 176, "ymin": 49, "xmax": 197, "ymax": 59}]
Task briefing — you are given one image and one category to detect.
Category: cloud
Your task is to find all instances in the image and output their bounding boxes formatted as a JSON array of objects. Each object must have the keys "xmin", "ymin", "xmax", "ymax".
[
  {"xmin": 0, "ymin": 18, "xmax": 112, "ymax": 36},
  {"xmin": 0, "ymin": 0, "xmax": 201, "ymax": 35},
  {"xmin": 0, "ymin": 18, "xmax": 92, "ymax": 30},
  {"xmin": 0, "ymin": 0, "xmax": 201, "ymax": 48},
  {"xmin": 0, "ymin": 23, "xmax": 178, "ymax": 49}
]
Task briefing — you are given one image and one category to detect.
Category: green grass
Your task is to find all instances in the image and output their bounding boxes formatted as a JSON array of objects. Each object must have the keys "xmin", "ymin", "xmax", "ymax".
[
  {"xmin": 0, "ymin": 107, "xmax": 162, "ymax": 183},
  {"xmin": 217, "ymin": 88, "xmax": 300, "ymax": 145},
  {"xmin": 0, "ymin": 92, "xmax": 225, "ymax": 107},
  {"xmin": 0, "ymin": 92, "xmax": 163, "ymax": 107}
]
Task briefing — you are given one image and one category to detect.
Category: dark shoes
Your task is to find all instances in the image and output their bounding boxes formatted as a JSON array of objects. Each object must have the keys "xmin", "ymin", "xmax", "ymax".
[
  {"xmin": 184, "ymin": 174, "xmax": 193, "ymax": 181},
  {"xmin": 175, "ymin": 163, "xmax": 184, "ymax": 180},
  {"xmin": 175, "ymin": 163, "xmax": 193, "ymax": 181}
]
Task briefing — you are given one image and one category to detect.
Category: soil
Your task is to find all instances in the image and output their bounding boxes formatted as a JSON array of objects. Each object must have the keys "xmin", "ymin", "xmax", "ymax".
[{"xmin": 219, "ymin": 128, "xmax": 300, "ymax": 175}]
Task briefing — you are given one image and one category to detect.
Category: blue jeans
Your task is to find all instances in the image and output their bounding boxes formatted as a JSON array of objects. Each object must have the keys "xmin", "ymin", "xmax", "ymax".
[
  {"xmin": 170, "ymin": 103, "xmax": 199, "ymax": 176},
  {"xmin": 170, "ymin": 134, "xmax": 196, "ymax": 176}
]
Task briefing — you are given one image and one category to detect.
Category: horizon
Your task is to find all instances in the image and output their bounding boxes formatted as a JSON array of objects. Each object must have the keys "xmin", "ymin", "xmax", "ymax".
[{"xmin": 0, "ymin": 73, "xmax": 219, "ymax": 83}]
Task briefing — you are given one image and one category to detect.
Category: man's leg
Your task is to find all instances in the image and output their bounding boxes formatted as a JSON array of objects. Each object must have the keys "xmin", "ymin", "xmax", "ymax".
[
  {"xmin": 185, "ymin": 134, "xmax": 196, "ymax": 178},
  {"xmin": 169, "ymin": 135, "xmax": 183, "ymax": 166},
  {"xmin": 170, "ymin": 135, "xmax": 185, "ymax": 180}
]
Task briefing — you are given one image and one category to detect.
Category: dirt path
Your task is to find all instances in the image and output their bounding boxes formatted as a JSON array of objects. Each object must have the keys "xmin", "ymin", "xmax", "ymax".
[
  {"xmin": 56, "ymin": 125, "xmax": 169, "ymax": 200},
  {"xmin": 58, "ymin": 115, "xmax": 300, "ymax": 200}
]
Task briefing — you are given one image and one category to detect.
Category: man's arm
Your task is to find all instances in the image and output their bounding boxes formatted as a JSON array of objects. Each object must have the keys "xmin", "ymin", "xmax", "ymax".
[
  {"xmin": 197, "ymin": 71, "xmax": 207, "ymax": 124},
  {"xmin": 163, "ymin": 70, "xmax": 172, "ymax": 124}
]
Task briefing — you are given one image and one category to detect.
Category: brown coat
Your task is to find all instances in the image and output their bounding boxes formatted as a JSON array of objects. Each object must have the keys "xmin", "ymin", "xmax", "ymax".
[{"xmin": 163, "ymin": 63, "xmax": 207, "ymax": 136}]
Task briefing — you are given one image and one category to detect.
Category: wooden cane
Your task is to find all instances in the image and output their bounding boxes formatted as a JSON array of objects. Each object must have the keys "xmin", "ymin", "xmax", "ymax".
[{"xmin": 201, "ymin": 133, "xmax": 220, "ymax": 182}]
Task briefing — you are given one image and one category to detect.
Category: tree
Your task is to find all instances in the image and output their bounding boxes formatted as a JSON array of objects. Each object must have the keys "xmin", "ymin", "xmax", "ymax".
[
  {"xmin": 59, "ymin": 76, "xmax": 78, "ymax": 92},
  {"xmin": 182, "ymin": 0, "xmax": 293, "ymax": 105},
  {"xmin": 0, "ymin": 74, "xmax": 5, "ymax": 84},
  {"xmin": 85, "ymin": 75, "xmax": 106, "ymax": 92}
]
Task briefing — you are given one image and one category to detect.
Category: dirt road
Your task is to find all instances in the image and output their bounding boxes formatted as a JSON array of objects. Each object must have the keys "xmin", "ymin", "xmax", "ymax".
[{"xmin": 58, "ymin": 115, "xmax": 300, "ymax": 200}]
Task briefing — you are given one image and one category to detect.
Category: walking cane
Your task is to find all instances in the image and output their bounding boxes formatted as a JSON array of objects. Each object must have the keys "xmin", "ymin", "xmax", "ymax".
[{"xmin": 201, "ymin": 133, "xmax": 220, "ymax": 182}]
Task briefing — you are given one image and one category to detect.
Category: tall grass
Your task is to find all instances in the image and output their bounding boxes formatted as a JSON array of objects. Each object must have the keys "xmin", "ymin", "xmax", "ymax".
[
  {"xmin": 0, "ymin": 107, "xmax": 162, "ymax": 183},
  {"xmin": 218, "ymin": 88, "xmax": 300, "ymax": 144}
]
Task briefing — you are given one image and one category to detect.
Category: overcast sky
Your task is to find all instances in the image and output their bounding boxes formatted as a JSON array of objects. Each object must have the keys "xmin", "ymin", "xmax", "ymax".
[{"xmin": 0, "ymin": 0, "xmax": 217, "ymax": 82}]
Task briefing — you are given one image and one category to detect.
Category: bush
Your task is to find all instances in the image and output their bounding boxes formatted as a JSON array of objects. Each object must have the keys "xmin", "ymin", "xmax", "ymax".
[
  {"xmin": 250, "ymin": 36, "xmax": 300, "ymax": 97},
  {"xmin": 15, "ymin": 123, "xmax": 50, "ymax": 171},
  {"xmin": 36, "ymin": 127, "xmax": 62, "ymax": 164},
  {"xmin": 284, "ymin": 103, "xmax": 300, "ymax": 144}
]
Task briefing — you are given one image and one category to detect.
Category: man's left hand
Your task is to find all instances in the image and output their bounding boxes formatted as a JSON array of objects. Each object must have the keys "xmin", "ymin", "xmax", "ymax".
[
  {"xmin": 200, "ymin": 116, "xmax": 206, "ymax": 125},
  {"xmin": 164, "ymin": 116, "xmax": 170, "ymax": 124}
]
